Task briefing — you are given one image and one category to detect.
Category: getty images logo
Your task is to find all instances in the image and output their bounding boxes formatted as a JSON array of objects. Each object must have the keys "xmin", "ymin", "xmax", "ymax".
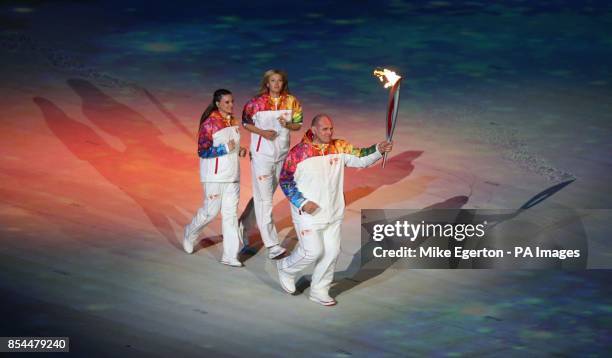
[{"xmin": 371, "ymin": 220, "xmax": 488, "ymax": 242}]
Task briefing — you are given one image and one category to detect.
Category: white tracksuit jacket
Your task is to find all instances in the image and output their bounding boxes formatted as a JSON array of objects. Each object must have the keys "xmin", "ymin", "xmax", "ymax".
[
  {"xmin": 242, "ymin": 93, "xmax": 303, "ymax": 162},
  {"xmin": 280, "ymin": 129, "xmax": 382, "ymax": 226},
  {"xmin": 198, "ymin": 110, "xmax": 240, "ymax": 183}
]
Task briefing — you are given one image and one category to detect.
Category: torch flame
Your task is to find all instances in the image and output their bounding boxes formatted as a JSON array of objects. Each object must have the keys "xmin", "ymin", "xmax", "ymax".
[{"xmin": 373, "ymin": 68, "xmax": 402, "ymax": 88}]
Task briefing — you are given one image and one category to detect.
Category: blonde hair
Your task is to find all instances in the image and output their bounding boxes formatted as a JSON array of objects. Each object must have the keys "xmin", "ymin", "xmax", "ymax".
[{"xmin": 258, "ymin": 69, "xmax": 290, "ymax": 96}]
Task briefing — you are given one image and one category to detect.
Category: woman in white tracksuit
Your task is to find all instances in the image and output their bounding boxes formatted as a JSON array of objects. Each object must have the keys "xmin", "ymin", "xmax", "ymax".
[
  {"xmin": 184, "ymin": 89, "xmax": 246, "ymax": 267},
  {"xmin": 277, "ymin": 114, "xmax": 393, "ymax": 306},
  {"xmin": 242, "ymin": 69, "xmax": 303, "ymax": 259}
]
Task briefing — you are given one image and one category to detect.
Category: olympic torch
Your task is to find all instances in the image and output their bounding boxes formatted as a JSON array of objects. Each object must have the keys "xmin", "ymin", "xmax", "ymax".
[{"xmin": 373, "ymin": 68, "xmax": 402, "ymax": 168}]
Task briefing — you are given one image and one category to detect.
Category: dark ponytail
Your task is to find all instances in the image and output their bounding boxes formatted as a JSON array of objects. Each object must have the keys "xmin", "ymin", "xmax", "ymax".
[{"xmin": 199, "ymin": 88, "xmax": 232, "ymax": 127}]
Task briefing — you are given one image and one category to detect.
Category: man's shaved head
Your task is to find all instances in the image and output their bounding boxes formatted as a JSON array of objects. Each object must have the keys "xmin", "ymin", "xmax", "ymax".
[
  {"xmin": 311, "ymin": 113, "xmax": 334, "ymax": 144},
  {"xmin": 311, "ymin": 113, "xmax": 331, "ymax": 127}
]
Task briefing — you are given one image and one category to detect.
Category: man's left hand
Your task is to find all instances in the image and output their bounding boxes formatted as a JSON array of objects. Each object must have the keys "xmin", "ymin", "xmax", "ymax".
[{"xmin": 377, "ymin": 141, "xmax": 393, "ymax": 154}]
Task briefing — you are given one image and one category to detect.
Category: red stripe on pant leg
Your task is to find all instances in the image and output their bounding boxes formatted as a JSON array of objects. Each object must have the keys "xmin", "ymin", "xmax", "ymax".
[{"xmin": 215, "ymin": 158, "xmax": 219, "ymax": 174}]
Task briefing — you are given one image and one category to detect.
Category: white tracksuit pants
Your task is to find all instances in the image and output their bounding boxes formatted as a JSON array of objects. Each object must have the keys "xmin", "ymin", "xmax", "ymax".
[
  {"xmin": 185, "ymin": 182, "xmax": 241, "ymax": 261},
  {"xmin": 278, "ymin": 220, "xmax": 342, "ymax": 296},
  {"xmin": 251, "ymin": 156, "xmax": 283, "ymax": 248}
]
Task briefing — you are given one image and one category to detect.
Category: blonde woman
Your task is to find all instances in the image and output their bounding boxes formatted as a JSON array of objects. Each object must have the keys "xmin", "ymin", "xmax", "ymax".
[{"xmin": 242, "ymin": 70, "xmax": 303, "ymax": 259}]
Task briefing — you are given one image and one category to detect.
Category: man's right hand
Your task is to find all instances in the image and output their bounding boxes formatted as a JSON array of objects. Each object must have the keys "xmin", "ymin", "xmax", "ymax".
[
  {"xmin": 227, "ymin": 139, "xmax": 236, "ymax": 152},
  {"xmin": 302, "ymin": 201, "xmax": 320, "ymax": 214},
  {"xmin": 261, "ymin": 130, "xmax": 278, "ymax": 140}
]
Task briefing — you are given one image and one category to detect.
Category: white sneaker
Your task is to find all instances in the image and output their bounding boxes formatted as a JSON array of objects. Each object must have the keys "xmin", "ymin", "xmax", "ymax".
[
  {"xmin": 220, "ymin": 258, "xmax": 243, "ymax": 267},
  {"xmin": 309, "ymin": 292, "xmax": 337, "ymax": 306},
  {"xmin": 183, "ymin": 225, "xmax": 197, "ymax": 254},
  {"xmin": 276, "ymin": 261, "xmax": 295, "ymax": 294},
  {"xmin": 268, "ymin": 245, "xmax": 286, "ymax": 259}
]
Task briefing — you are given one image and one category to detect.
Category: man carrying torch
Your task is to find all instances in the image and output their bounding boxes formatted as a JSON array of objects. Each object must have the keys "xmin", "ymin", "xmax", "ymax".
[{"xmin": 276, "ymin": 114, "xmax": 393, "ymax": 306}]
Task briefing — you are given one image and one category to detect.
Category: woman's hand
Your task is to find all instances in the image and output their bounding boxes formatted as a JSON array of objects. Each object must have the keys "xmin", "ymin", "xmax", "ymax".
[
  {"xmin": 278, "ymin": 113, "xmax": 289, "ymax": 128},
  {"xmin": 261, "ymin": 130, "xmax": 278, "ymax": 140},
  {"xmin": 243, "ymin": 123, "xmax": 280, "ymax": 139},
  {"xmin": 239, "ymin": 147, "xmax": 247, "ymax": 157}
]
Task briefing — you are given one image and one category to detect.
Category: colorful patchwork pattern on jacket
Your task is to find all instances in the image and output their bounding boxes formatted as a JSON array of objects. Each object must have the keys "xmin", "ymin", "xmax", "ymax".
[
  {"xmin": 280, "ymin": 129, "xmax": 378, "ymax": 208},
  {"xmin": 242, "ymin": 93, "xmax": 303, "ymax": 125},
  {"xmin": 198, "ymin": 110, "xmax": 233, "ymax": 158}
]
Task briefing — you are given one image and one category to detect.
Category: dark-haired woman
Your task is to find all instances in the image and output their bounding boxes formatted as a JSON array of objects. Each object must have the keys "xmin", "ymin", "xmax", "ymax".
[
  {"xmin": 184, "ymin": 89, "xmax": 246, "ymax": 267},
  {"xmin": 242, "ymin": 69, "xmax": 303, "ymax": 259}
]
